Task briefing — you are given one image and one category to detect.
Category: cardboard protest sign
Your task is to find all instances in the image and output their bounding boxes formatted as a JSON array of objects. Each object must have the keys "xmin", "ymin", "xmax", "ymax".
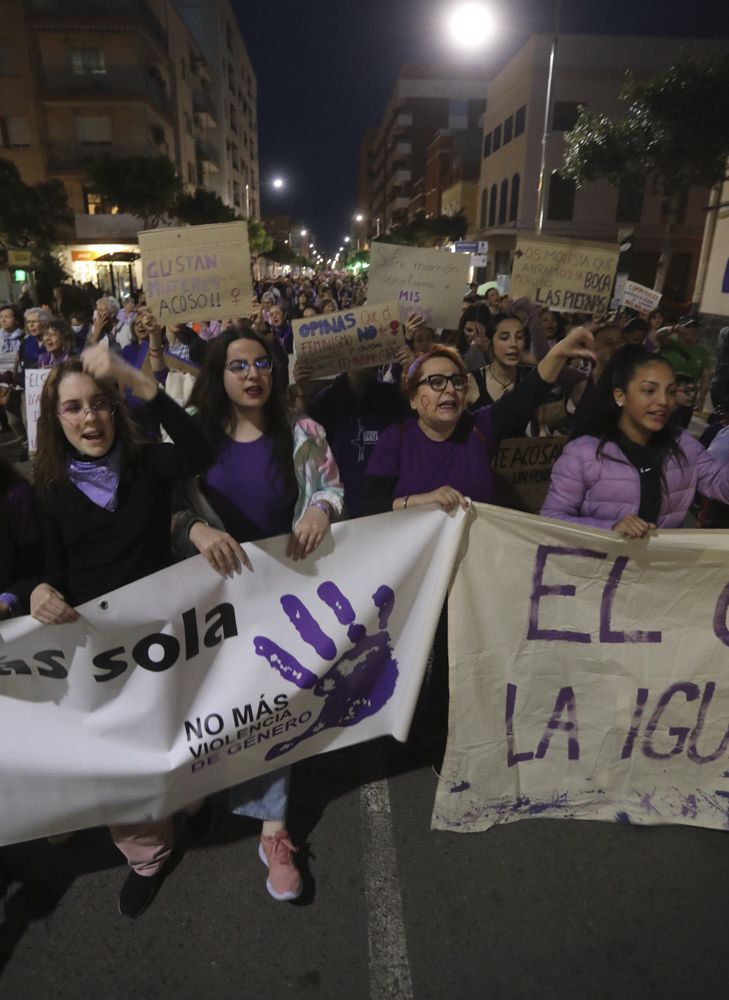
[
  {"xmin": 24, "ymin": 368, "xmax": 50, "ymax": 454},
  {"xmin": 621, "ymin": 279, "xmax": 662, "ymax": 314},
  {"xmin": 0, "ymin": 508, "xmax": 466, "ymax": 844},
  {"xmin": 293, "ymin": 301, "xmax": 404, "ymax": 378},
  {"xmin": 367, "ymin": 243, "xmax": 469, "ymax": 328},
  {"xmin": 138, "ymin": 221, "xmax": 252, "ymax": 324},
  {"xmin": 510, "ymin": 236, "xmax": 619, "ymax": 314},
  {"xmin": 491, "ymin": 436, "xmax": 567, "ymax": 514},
  {"xmin": 434, "ymin": 504, "xmax": 729, "ymax": 835}
]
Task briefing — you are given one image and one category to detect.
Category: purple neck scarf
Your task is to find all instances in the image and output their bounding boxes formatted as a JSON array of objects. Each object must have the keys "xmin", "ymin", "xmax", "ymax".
[{"xmin": 66, "ymin": 443, "xmax": 122, "ymax": 511}]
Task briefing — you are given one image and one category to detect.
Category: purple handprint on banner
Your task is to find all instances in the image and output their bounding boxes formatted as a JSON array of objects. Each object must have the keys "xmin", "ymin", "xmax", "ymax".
[{"xmin": 253, "ymin": 583, "xmax": 398, "ymax": 760}]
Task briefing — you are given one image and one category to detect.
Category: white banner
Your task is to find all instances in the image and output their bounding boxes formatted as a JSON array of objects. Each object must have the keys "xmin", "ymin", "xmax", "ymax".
[
  {"xmin": 433, "ymin": 504, "xmax": 729, "ymax": 834},
  {"xmin": 24, "ymin": 368, "xmax": 50, "ymax": 454},
  {"xmin": 0, "ymin": 508, "xmax": 465, "ymax": 846}
]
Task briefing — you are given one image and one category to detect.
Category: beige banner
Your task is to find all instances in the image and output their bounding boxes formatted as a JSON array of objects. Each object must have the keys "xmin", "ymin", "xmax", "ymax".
[
  {"xmin": 138, "ymin": 221, "xmax": 252, "ymax": 324},
  {"xmin": 433, "ymin": 504, "xmax": 729, "ymax": 834},
  {"xmin": 510, "ymin": 235, "xmax": 619, "ymax": 315},
  {"xmin": 292, "ymin": 301, "xmax": 404, "ymax": 378}
]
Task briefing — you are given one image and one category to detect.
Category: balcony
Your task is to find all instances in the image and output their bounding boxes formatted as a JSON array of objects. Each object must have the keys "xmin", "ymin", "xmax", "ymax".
[
  {"xmin": 29, "ymin": 0, "xmax": 168, "ymax": 53},
  {"xmin": 192, "ymin": 86, "xmax": 218, "ymax": 127},
  {"xmin": 39, "ymin": 68, "xmax": 173, "ymax": 120},
  {"xmin": 45, "ymin": 140, "xmax": 162, "ymax": 172},
  {"xmin": 195, "ymin": 139, "xmax": 220, "ymax": 171},
  {"xmin": 392, "ymin": 141, "xmax": 412, "ymax": 159}
]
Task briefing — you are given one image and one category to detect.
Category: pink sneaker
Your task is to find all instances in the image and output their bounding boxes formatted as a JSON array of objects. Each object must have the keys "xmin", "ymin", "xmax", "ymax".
[{"xmin": 258, "ymin": 831, "xmax": 302, "ymax": 901}]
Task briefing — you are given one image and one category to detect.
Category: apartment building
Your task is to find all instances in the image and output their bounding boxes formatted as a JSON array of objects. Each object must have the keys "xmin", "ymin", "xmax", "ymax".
[
  {"xmin": 362, "ymin": 66, "xmax": 488, "ymax": 238},
  {"xmin": 0, "ymin": 0, "xmax": 258, "ymax": 295},
  {"xmin": 174, "ymin": 0, "xmax": 259, "ymax": 219},
  {"xmin": 473, "ymin": 33, "xmax": 728, "ymax": 302}
]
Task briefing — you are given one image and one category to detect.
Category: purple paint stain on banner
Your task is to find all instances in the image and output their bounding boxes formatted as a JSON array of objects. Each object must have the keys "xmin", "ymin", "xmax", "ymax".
[
  {"xmin": 681, "ymin": 794, "xmax": 698, "ymax": 819},
  {"xmin": 373, "ymin": 585, "xmax": 395, "ymax": 629},
  {"xmin": 450, "ymin": 781, "xmax": 471, "ymax": 793},
  {"xmin": 318, "ymin": 582, "xmax": 356, "ymax": 624},
  {"xmin": 280, "ymin": 594, "xmax": 337, "ymax": 660},
  {"xmin": 615, "ymin": 812, "xmax": 631, "ymax": 824}
]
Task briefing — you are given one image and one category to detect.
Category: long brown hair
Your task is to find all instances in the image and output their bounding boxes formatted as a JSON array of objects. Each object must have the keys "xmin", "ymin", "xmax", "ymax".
[{"xmin": 34, "ymin": 359, "xmax": 143, "ymax": 493}]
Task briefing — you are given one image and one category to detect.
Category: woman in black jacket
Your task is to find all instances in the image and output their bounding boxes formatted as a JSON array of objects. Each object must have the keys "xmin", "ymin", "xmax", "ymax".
[{"xmin": 27, "ymin": 346, "xmax": 213, "ymax": 918}]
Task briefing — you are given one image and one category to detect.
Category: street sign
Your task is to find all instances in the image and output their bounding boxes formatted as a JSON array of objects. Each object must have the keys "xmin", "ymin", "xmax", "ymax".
[
  {"xmin": 471, "ymin": 254, "xmax": 488, "ymax": 267},
  {"xmin": 455, "ymin": 241, "xmax": 479, "ymax": 254}
]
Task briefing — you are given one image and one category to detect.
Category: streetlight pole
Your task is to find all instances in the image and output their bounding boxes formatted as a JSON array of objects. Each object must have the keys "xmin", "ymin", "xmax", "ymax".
[{"xmin": 534, "ymin": 0, "xmax": 562, "ymax": 234}]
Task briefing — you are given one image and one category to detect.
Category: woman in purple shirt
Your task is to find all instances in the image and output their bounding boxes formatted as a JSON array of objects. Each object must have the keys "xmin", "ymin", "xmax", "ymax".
[{"xmin": 364, "ymin": 326, "xmax": 595, "ymax": 515}]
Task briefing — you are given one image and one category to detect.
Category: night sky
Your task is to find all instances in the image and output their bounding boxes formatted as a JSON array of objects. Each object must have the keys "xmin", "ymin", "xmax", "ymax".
[{"xmin": 232, "ymin": 0, "xmax": 729, "ymax": 256}]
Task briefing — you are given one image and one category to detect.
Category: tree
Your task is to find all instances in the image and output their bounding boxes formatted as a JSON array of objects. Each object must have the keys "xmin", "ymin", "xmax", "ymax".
[
  {"xmin": 260, "ymin": 240, "xmax": 305, "ymax": 267},
  {"xmin": 561, "ymin": 52, "xmax": 729, "ymax": 293},
  {"xmin": 175, "ymin": 187, "xmax": 237, "ymax": 226},
  {"xmin": 0, "ymin": 158, "xmax": 73, "ymax": 251},
  {"xmin": 87, "ymin": 155, "xmax": 182, "ymax": 228},
  {"xmin": 372, "ymin": 210, "xmax": 468, "ymax": 248},
  {"xmin": 246, "ymin": 218, "xmax": 273, "ymax": 256}
]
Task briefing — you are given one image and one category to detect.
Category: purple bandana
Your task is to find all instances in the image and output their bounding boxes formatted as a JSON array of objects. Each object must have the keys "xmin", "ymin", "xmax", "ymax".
[{"xmin": 66, "ymin": 443, "xmax": 122, "ymax": 511}]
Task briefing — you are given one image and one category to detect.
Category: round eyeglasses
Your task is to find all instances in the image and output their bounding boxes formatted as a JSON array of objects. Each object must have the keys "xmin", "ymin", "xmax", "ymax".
[
  {"xmin": 416, "ymin": 373, "xmax": 468, "ymax": 392},
  {"xmin": 224, "ymin": 357, "xmax": 273, "ymax": 377}
]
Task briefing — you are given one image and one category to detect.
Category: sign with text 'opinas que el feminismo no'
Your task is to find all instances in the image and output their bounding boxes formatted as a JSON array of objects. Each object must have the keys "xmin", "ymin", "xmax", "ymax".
[
  {"xmin": 138, "ymin": 221, "xmax": 253, "ymax": 324},
  {"xmin": 292, "ymin": 301, "xmax": 405, "ymax": 378},
  {"xmin": 510, "ymin": 235, "xmax": 619, "ymax": 315},
  {"xmin": 367, "ymin": 243, "xmax": 470, "ymax": 329}
]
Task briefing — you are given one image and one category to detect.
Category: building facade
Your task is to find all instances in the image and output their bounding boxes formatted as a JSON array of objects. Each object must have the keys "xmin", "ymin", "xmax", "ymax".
[
  {"xmin": 0, "ymin": 0, "xmax": 258, "ymax": 296},
  {"xmin": 472, "ymin": 33, "xmax": 728, "ymax": 303},
  {"xmin": 362, "ymin": 66, "xmax": 488, "ymax": 239}
]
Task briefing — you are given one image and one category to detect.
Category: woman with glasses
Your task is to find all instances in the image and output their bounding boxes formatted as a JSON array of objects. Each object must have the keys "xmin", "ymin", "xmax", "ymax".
[
  {"xmin": 24, "ymin": 346, "xmax": 213, "ymax": 918},
  {"xmin": 172, "ymin": 325, "xmax": 344, "ymax": 902},
  {"xmin": 363, "ymin": 327, "xmax": 595, "ymax": 515}
]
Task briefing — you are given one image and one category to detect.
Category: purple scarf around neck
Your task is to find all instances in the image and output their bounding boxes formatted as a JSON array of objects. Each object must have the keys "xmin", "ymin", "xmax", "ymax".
[{"xmin": 66, "ymin": 443, "xmax": 122, "ymax": 511}]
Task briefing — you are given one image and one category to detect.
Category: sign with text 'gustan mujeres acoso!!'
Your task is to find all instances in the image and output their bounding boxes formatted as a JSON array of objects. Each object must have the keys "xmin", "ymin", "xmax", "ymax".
[{"xmin": 138, "ymin": 221, "xmax": 253, "ymax": 324}]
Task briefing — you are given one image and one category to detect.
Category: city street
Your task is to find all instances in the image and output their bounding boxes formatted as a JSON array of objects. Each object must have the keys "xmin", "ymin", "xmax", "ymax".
[{"xmin": 1, "ymin": 738, "xmax": 727, "ymax": 1000}]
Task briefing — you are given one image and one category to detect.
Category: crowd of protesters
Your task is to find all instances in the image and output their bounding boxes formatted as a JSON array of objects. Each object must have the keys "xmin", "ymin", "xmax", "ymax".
[{"xmin": 1, "ymin": 265, "xmax": 729, "ymax": 918}]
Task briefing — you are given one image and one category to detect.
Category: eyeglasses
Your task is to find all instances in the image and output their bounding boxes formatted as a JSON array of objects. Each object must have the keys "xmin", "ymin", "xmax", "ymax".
[
  {"xmin": 416, "ymin": 373, "xmax": 468, "ymax": 392},
  {"xmin": 57, "ymin": 397, "xmax": 115, "ymax": 419},
  {"xmin": 224, "ymin": 358, "xmax": 273, "ymax": 377}
]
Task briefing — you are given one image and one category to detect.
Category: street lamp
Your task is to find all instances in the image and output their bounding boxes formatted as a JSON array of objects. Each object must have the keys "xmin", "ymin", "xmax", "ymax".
[
  {"xmin": 535, "ymin": 0, "xmax": 562, "ymax": 234},
  {"xmin": 246, "ymin": 176, "xmax": 285, "ymax": 218},
  {"xmin": 354, "ymin": 214, "xmax": 364, "ymax": 223},
  {"xmin": 344, "ymin": 236, "xmax": 350, "ymax": 243}
]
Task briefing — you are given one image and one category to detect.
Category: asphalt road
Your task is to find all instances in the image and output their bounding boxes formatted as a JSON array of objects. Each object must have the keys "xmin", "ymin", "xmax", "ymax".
[{"xmin": 1, "ymin": 737, "xmax": 727, "ymax": 1000}]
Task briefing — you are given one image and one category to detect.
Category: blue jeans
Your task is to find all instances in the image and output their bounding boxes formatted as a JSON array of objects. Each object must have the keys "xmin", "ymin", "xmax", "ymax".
[{"xmin": 228, "ymin": 766, "xmax": 290, "ymax": 822}]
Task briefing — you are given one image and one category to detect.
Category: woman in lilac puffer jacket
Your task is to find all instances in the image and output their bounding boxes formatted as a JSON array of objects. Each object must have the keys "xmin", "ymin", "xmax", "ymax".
[{"xmin": 541, "ymin": 346, "xmax": 729, "ymax": 537}]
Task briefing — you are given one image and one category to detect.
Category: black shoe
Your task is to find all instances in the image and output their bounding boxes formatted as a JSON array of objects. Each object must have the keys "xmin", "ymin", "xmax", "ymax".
[
  {"xmin": 186, "ymin": 798, "xmax": 214, "ymax": 842},
  {"xmin": 118, "ymin": 870, "xmax": 160, "ymax": 918}
]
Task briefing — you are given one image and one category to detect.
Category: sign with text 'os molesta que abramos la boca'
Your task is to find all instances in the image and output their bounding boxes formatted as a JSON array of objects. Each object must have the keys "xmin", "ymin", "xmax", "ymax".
[
  {"xmin": 367, "ymin": 243, "xmax": 470, "ymax": 329},
  {"xmin": 293, "ymin": 301, "xmax": 405, "ymax": 379},
  {"xmin": 510, "ymin": 235, "xmax": 619, "ymax": 314},
  {"xmin": 138, "ymin": 221, "xmax": 253, "ymax": 325}
]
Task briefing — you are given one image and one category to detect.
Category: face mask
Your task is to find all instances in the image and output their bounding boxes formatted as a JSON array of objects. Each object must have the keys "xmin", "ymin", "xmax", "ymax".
[{"xmin": 71, "ymin": 324, "xmax": 83, "ymax": 333}]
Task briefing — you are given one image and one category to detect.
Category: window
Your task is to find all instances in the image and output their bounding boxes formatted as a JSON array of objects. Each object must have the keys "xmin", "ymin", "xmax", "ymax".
[
  {"xmin": 1, "ymin": 117, "xmax": 30, "ymax": 148},
  {"xmin": 0, "ymin": 44, "xmax": 17, "ymax": 75},
  {"xmin": 488, "ymin": 184, "xmax": 497, "ymax": 227},
  {"xmin": 187, "ymin": 162, "xmax": 195, "ymax": 184},
  {"xmin": 546, "ymin": 171, "xmax": 576, "ymax": 221},
  {"xmin": 492, "ymin": 124, "xmax": 502, "ymax": 152},
  {"xmin": 479, "ymin": 188, "xmax": 489, "ymax": 228},
  {"xmin": 551, "ymin": 101, "xmax": 581, "ymax": 132},
  {"xmin": 231, "ymin": 145, "xmax": 239, "ymax": 170},
  {"xmin": 75, "ymin": 114, "xmax": 112, "ymax": 145},
  {"xmin": 150, "ymin": 125, "xmax": 166, "ymax": 147},
  {"xmin": 183, "ymin": 111, "xmax": 193, "ymax": 136},
  {"xmin": 483, "ymin": 132, "xmax": 492, "ymax": 158},
  {"xmin": 615, "ymin": 174, "xmax": 644, "ymax": 224},
  {"xmin": 70, "ymin": 46, "xmax": 106, "ymax": 75},
  {"xmin": 181, "ymin": 57, "xmax": 188, "ymax": 80},
  {"xmin": 514, "ymin": 105, "xmax": 526, "ymax": 136},
  {"xmin": 448, "ymin": 99, "xmax": 468, "ymax": 129},
  {"xmin": 509, "ymin": 174, "xmax": 520, "ymax": 222},
  {"xmin": 503, "ymin": 115, "xmax": 513, "ymax": 145},
  {"xmin": 498, "ymin": 179, "xmax": 508, "ymax": 225},
  {"xmin": 233, "ymin": 180, "xmax": 241, "ymax": 207}
]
